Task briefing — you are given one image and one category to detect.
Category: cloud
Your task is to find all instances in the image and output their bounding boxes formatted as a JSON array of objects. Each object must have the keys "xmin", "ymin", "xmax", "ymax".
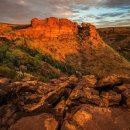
[
  {"xmin": 0, "ymin": 0, "xmax": 40, "ymax": 23},
  {"xmin": 99, "ymin": 12, "xmax": 126, "ymax": 17},
  {"xmin": 0, "ymin": 0, "xmax": 130, "ymax": 27},
  {"xmin": 103, "ymin": 0, "xmax": 130, "ymax": 7}
]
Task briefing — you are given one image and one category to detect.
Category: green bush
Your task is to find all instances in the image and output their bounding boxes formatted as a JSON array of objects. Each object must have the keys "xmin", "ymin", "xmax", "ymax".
[
  {"xmin": 34, "ymin": 53, "xmax": 43, "ymax": 61},
  {"xmin": 0, "ymin": 41, "xmax": 76, "ymax": 80},
  {"xmin": 40, "ymin": 53, "xmax": 76, "ymax": 75},
  {"xmin": 47, "ymin": 72, "xmax": 59, "ymax": 79},
  {"xmin": 12, "ymin": 25, "xmax": 30, "ymax": 30},
  {"xmin": 3, "ymin": 29, "xmax": 12, "ymax": 34},
  {"xmin": 18, "ymin": 44, "xmax": 39, "ymax": 57},
  {"xmin": 0, "ymin": 66, "xmax": 16, "ymax": 78},
  {"xmin": 0, "ymin": 45, "xmax": 8, "ymax": 62}
]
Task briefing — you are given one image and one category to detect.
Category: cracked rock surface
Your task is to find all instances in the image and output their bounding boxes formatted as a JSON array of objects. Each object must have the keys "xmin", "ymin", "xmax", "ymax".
[{"xmin": 0, "ymin": 75, "xmax": 130, "ymax": 130}]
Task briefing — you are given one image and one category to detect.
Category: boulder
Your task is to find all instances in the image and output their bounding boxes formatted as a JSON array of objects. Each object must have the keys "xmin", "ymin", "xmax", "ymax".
[
  {"xmin": 54, "ymin": 99, "xmax": 66, "ymax": 117},
  {"xmin": 81, "ymin": 75, "xmax": 97, "ymax": 88},
  {"xmin": 0, "ymin": 77, "xmax": 10, "ymax": 88},
  {"xmin": 80, "ymin": 22, "xmax": 101, "ymax": 43},
  {"xmin": 61, "ymin": 105, "xmax": 130, "ymax": 130},
  {"xmin": 69, "ymin": 89, "xmax": 84, "ymax": 100},
  {"xmin": 13, "ymin": 75, "xmax": 77, "ymax": 112},
  {"xmin": 122, "ymin": 88, "xmax": 130, "ymax": 108},
  {"xmin": 80, "ymin": 87, "xmax": 101, "ymax": 105},
  {"xmin": 9, "ymin": 113, "xmax": 58, "ymax": 130},
  {"xmin": 0, "ymin": 104, "xmax": 17, "ymax": 129},
  {"xmin": 113, "ymin": 84, "xmax": 128, "ymax": 93},
  {"xmin": 96, "ymin": 75, "xmax": 122, "ymax": 89},
  {"xmin": 100, "ymin": 91, "xmax": 121, "ymax": 107}
]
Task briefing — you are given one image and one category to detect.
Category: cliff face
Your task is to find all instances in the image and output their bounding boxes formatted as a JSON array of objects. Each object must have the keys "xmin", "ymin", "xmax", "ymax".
[
  {"xmin": 0, "ymin": 17, "xmax": 101, "ymax": 41},
  {"xmin": 5, "ymin": 17, "xmax": 78, "ymax": 39},
  {"xmin": 31, "ymin": 17, "xmax": 78, "ymax": 37}
]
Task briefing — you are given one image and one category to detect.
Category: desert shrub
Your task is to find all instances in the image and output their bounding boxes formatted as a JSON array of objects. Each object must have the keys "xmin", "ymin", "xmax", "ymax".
[
  {"xmin": 2, "ymin": 29, "xmax": 12, "ymax": 34},
  {"xmin": 11, "ymin": 49, "xmax": 38, "ymax": 72},
  {"xmin": 0, "ymin": 40, "xmax": 60, "ymax": 80},
  {"xmin": 38, "ymin": 72, "xmax": 59, "ymax": 82},
  {"xmin": 48, "ymin": 73, "xmax": 59, "ymax": 79},
  {"xmin": 38, "ymin": 76, "xmax": 50, "ymax": 82},
  {"xmin": 41, "ymin": 53, "xmax": 76, "ymax": 75},
  {"xmin": 6, "ymin": 51, "xmax": 14, "ymax": 59},
  {"xmin": 0, "ymin": 42, "xmax": 15, "ymax": 67},
  {"xmin": 18, "ymin": 44, "xmax": 39, "ymax": 57},
  {"xmin": 115, "ymin": 35, "xmax": 127, "ymax": 42},
  {"xmin": 12, "ymin": 24, "xmax": 30, "ymax": 30},
  {"xmin": 11, "ymin": 49, "xmax": 26, "ymax": 67},
  {"xmin": 122, "ymin": 52, "xmax": 130, "ymax": 61},
  {"xmin": 0, "ymin": 40, "xmax": 76, "ymax": 80},
  {"xmin": 18, "ymin": 44, "xmax": 76, "ymax": 75},
  {"xmin": 34, "ymin": 53, "xmax": 43, "ymax": 61},
  {"xmin": 0, "ymin": 66, "xmax": 16, "ymax": 78},
  {"xmin": 0, "ymin": 45, "xmax": 8, "ymax": 62},
  {"xmin": 15, "ymin": 38, "xmax": 26, "ymax": 45}
]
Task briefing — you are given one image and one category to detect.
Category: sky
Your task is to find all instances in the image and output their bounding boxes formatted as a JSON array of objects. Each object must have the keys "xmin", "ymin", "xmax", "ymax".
[{"xmin": 0, "ymin": 0, "xmax": 130, "ymax": 27}]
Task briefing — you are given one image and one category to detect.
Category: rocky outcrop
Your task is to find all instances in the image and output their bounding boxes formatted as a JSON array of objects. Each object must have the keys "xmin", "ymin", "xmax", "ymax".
[
  {"xmin": 31, "ymin": 17, "xmax": 78, "ymax": 38},
  {"xmin": 21, "ymin": 17, "xmax": 102, "ymax": 41},
  {"xmin": 81, "ymin": 23, "xmax": 101, "ymax": 41},
  {"xmin": 9, "ymin": 17, "xmax": 79, "ymax": 39},
  {"xmin": 0, "ymin": 75, "xmax": 130, "ymax": 130},
  {"xmin": 76, "ymin": 22, "xmax": 102, "ymax": 47},
  {"xmin": 0, "ymin": 17, "xmax": 101, "ymax": 41}
]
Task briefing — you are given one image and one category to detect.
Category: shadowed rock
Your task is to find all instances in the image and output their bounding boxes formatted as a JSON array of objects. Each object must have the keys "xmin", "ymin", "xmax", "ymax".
[{"xmin": 0, "ymin": 75, "xmax": 130, "ymax": 130}]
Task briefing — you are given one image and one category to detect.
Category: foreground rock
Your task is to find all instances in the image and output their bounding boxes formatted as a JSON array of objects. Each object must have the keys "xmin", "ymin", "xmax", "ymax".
[
  {"xmin": 9, "ymin": 113, "xmax": 58, "ymax": 130},
  {"xmin": 62, "ymin": 105, "xmax": 130, "ymax": 130},
  {"xmin": 0, "ymin": 75, "xmax": 130, "ymax": 130},
  {"xmin": 96, "ymin": 75, "xmax": 123, "ymax": 89}
]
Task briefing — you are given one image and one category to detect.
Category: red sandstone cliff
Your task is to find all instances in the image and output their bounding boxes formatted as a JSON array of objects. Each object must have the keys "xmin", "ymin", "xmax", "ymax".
[
  {"xmin": 31, "ymin": 17, "xmax": 78, "ymax": 37},
  {"xmin": 0, "ymin": 17, "xmax": 101, "ymax": 41}
]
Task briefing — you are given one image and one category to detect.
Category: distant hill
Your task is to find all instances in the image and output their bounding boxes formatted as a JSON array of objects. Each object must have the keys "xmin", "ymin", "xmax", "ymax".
[{"xmin": 98, "ymin": 27, "xmax": 130, "ymax": 61}]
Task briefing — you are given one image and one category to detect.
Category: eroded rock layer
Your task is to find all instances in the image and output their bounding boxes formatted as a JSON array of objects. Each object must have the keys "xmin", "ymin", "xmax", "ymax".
[{"xmin": 0, "ymin": 17, "xmax": 101, "ymax": 41}]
